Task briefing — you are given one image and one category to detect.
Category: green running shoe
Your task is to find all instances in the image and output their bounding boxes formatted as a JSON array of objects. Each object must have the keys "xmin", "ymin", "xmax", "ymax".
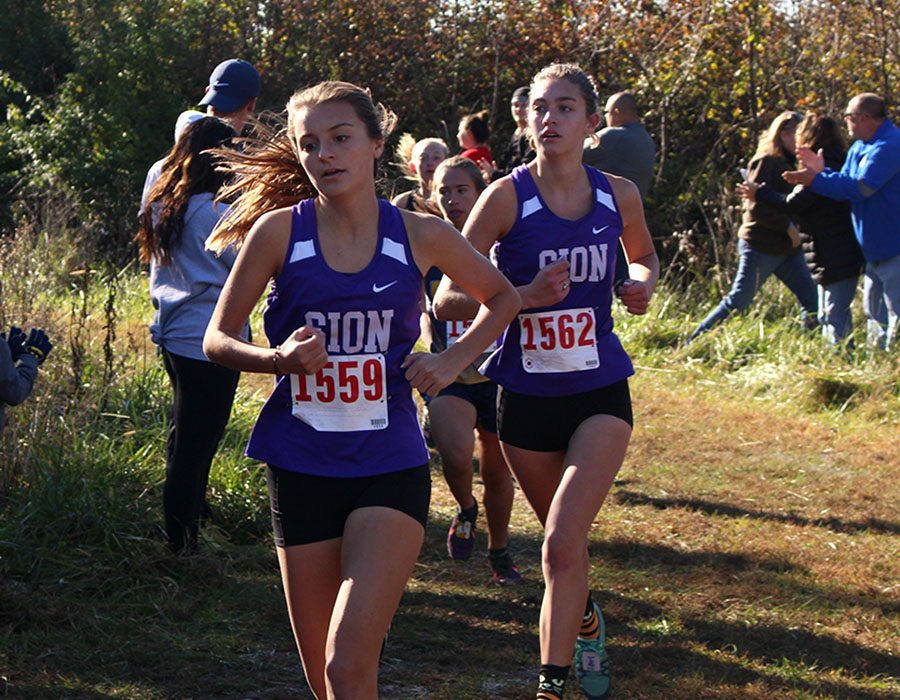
[{"xmin": 573, "ymin": 603, "xmax": 610, "ymax": 699}]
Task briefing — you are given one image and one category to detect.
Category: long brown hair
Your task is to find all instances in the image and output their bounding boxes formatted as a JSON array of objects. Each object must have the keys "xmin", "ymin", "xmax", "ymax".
[
  {"xmin": 796, "ymin": 113, "xmax": 847, "ymax": 155},
  {"xmin": 136, "ymin": 117, "xmax": 235, "ymax": 264},
  {"xmin": 208, "ymin": 81, "xmax": 397, "ymax": 253}
]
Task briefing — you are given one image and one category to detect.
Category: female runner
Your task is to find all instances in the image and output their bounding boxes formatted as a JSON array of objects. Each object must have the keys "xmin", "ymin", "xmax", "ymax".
[
  {"xmin": 203, "ymin": 81, "xmax": 519, "ymax": 700},
  {"xmin": 424, "ymin": 156, "xmax": 520, "ymax": 583},
  {"xmin": 391, "ymin": 134, "xmax": 448, "ymax": 214},
  {"xmin": 435, "ymin": 63, "xmax": 659, "ymax": 700}
]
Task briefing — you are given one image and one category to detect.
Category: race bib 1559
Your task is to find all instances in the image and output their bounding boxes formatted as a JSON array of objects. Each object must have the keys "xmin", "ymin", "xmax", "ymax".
[{"xmin": 290, "ymin": 353, "xmax": 388, "ymax": 431}]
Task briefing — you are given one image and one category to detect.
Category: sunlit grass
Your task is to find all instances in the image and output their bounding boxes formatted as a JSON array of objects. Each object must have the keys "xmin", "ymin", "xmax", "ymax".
[{"xmin": 1, "ymin": 217, "xmax": 898, "ymax": 698}]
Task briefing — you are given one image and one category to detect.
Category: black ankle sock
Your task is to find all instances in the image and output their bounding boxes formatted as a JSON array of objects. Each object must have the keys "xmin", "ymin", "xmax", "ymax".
[
  {"xmin": 488, "ymin": 547, "xmax": 507, "ymax": 561},
  {"xmin": 537, "ymin": 663, "xmax": 569, "ymax": 699},
  {"xmin": 459, "ymin": 502, "xmax": 478, "ymax": 522}
]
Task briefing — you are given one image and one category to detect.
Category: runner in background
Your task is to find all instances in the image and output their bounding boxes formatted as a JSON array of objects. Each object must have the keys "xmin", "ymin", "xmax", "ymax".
[
  {"xmin": 391, "ymin": 134, "xmax": 448, "ymax": 215},
  {"xmin": 424, "ymin": 155, "xmax": 521, "ymax": 584}
]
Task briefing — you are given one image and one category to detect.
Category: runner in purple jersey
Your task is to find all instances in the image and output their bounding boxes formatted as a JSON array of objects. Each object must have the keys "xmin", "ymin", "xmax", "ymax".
[
  {"xmin": 203, "ymin": 81, "xmax": 519, "ymax": 700},
  {"xmin": 435, "ymin": 64, "xmax": 659, "ymax": 700},
  {"xmin": 244, "ymin": 196, "xmax": 429, "ymax": 478},
  {"xmin": 424, "ymin": 156, "xmax": 521, "ymax": 584}
]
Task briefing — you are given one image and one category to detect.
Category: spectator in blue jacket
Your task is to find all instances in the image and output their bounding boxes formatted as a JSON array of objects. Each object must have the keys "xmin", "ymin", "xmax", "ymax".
[{"xmin": 785, "ymin": 93, "xmax": 900, "ymax": 348}]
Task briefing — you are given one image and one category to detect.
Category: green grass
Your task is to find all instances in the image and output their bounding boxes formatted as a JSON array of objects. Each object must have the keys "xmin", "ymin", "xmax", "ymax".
[{"xmin": 1, "ymin": 232, "xmax": 899, "ymax": 698}]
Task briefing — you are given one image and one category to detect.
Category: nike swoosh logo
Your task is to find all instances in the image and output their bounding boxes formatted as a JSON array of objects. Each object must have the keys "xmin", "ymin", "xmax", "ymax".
[
  {"xmin": 372, "ymin": 281, "xmax": 398, "ymax": 293},
  {"xmin": 592, "ymin": 225, "xmax": 609, "ymax": 234}
]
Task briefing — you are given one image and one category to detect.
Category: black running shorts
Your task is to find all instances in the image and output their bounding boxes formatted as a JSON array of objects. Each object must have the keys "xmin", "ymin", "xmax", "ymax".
[
  {"xmin": 266, "ymin": 463, "xmax": 431, "ymax": 547},
  {"xmin": 497, "ymin": 379, "xmax": 632, "ymax": 452},
  {"xmin": 426, "ymin": 380, "xmax": 498, "ymax": 434}
]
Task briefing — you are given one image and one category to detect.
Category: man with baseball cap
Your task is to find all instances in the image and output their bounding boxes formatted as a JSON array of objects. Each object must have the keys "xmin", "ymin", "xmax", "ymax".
[{"xmin": 199, "ymin": 58, "xmax": 260, "ymax": 135}]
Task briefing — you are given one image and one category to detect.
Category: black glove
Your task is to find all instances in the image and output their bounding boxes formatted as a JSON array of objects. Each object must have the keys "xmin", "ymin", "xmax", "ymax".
[
  {"xmin": 4, "ymin": 326, "xmax": 27, "ymax": 361},
  {"xmin": 23, "ymin": 328, "xmax": 52, "ymax": 365}
]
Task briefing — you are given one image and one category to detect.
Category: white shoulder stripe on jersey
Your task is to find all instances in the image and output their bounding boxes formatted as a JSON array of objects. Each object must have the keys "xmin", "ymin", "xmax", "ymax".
[
  {"xmin": 289, "ymin": 239, "xmax": 316, "ymax": 264},
  {"xmin": 595, "ymin": 188, "xmax": 616, "ymax": 212},
  {"xmin": 521, "ymin": 195, "xmax": 542, "ymax": 219},
  {"xmin": 382, "ymin": 236, "xmax": 408, "ymax": 265}
]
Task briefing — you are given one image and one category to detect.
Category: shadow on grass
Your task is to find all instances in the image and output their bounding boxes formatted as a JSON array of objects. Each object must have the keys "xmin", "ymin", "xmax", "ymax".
[
  {"xmin": 614, "ymin": 488, "xmax": 900, "ymax": 536},
  {"xmin": 682, "ymin": 616, "xmax": 900, "ymax": 679},
  {"xmin": 2, "ymin": 686, "xmax": 122, "ymax": 700},
  {"xmin": 592, "ymin": 537, "xmax": 803, "ymax": 574},
  {"xmin": 584, "ymin": 538, "xmax": 900, "ymax": 698},
  {"xmin": 592, "ymin": 536, "xmax": 899, "ymax": 618},
  {"xmin": 613, "ymin": 627, "xmax": 899, "ymax": 700},
  {"xmin": 4, "ymin": 509, "xmax": 897, "ymax": 700}
]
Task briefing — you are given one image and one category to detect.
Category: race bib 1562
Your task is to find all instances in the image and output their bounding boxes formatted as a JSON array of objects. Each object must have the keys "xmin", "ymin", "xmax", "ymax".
[{"xmin": 519, "ymin": 308, "xmax": 599, "ymax": 373}]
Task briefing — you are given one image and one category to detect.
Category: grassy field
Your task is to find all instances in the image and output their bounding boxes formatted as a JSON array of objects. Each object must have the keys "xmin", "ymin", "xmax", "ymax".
[{"xmin": 1, "ymin": 226, "xmax": 898, "ymax": 699}]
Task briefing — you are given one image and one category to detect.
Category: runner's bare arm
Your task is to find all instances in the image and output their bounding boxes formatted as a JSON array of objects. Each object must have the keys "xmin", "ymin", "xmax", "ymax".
[
  {"xmin": 403, "ymin": 210, "xmax": 520, "ymax": 394},
  {"xmin": 608, "ymin": 175, "xmax": 659, "ymax": 315},
  {"xmin": 203, "ymin": 208, "xmax": 325, "ymax": 373}
]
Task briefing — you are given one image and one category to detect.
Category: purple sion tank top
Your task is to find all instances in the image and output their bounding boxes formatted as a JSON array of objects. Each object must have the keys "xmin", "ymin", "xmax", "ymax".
[
  {"xmin": 480, "ymin": 164, "xmax": 634, "ymax": 397},
  {"xmin": 245, "ymin": 198, "xmax": 428, "ymax": 477}
]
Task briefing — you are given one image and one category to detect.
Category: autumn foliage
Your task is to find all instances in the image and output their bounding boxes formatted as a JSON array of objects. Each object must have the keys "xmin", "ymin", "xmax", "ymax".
[{"xmin": 1, "ymin": 0, "xmax": 898, "ymax": 281}]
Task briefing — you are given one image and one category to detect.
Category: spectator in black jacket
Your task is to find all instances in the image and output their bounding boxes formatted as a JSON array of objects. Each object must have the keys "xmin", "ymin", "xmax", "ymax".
[{"xmin": 739, "ymin": 114, "xmax": 864, "ymax": 346}]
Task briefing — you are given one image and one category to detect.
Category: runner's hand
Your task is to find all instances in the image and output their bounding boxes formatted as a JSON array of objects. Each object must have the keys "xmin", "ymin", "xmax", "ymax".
[
  {"xmin": 402, "ymin": 351, "xmax": 461, "ymax": 397},
  {"xmin": 616, "ymin": 280, "xmax": 650, "ymax": 315},
  {"xmin": 279, "ymin": 326, "xmax": 328, "ymax": 375},
  {"xmin": 521, "ymin": 259, "xmax": 570, "ymax": 309}
]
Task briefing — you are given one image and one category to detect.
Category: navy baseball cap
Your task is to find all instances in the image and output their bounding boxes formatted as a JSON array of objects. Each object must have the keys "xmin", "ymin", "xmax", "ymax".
[{"xmin": 199, "ymin": 59, "xmax": 261, "ymax": 113}]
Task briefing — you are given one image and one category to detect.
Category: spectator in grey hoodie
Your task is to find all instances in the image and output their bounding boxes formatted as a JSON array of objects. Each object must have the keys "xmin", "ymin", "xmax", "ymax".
[{"xmin": 136, "ymin": 116, "xmax": 248, "ymax": 553}]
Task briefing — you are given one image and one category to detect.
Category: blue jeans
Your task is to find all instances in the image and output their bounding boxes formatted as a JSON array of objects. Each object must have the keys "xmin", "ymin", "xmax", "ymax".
[
  {"xmin": 818, "ymin": 276, "xmax": 859, "ymax": 346},
  {"xmin": 691, "ymin": 239, "xmax": 818, "ymax": 340},
  {"xmin": 863, "ymin": 254, "xmax": 900, "ymax": 349}
]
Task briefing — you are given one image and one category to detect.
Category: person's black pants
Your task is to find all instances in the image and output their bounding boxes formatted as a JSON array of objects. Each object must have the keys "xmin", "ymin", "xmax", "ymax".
[{"xmin": 161, "ymin": 349, "xmax": 240, "ymax": 552}]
